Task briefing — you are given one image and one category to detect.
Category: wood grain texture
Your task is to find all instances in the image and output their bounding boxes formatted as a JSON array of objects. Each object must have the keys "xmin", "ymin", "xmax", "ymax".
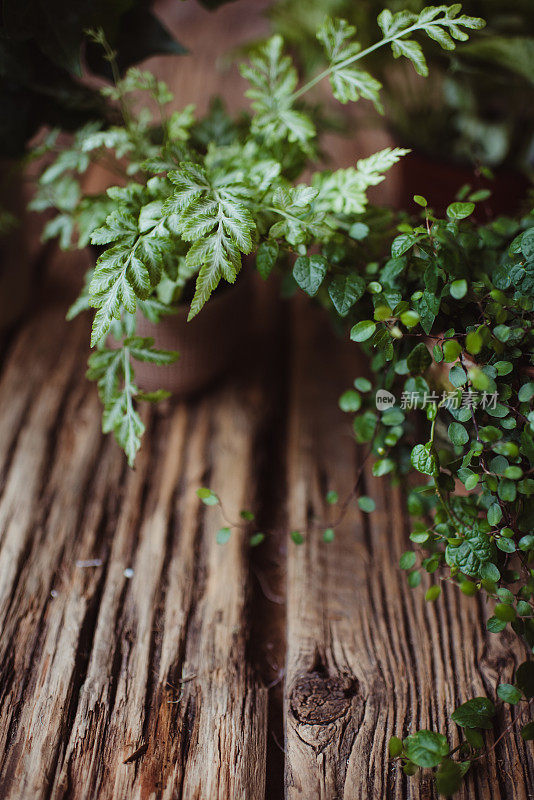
[
  {"xmin": 0, "ymin": 282, "xmax": 533, "ymax": 800},
  {"xmin": 284, "ymin": 297, "xmax": 534, "ymax": 800},
  {"xmin": 0, "ymin": 297, "xmax": 267, "ymax": 800}
]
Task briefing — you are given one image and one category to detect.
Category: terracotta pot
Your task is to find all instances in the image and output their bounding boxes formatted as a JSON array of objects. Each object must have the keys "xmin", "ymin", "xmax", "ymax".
[
  {"xmin": 393, "ymin": 151, "xmax": 530, "ymax": 219},
  {"xmin": 133, "ymin": 268, "xmax": 253, "ymax": 397}
]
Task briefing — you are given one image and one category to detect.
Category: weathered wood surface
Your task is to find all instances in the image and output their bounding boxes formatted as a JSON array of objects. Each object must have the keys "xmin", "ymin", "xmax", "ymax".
[
  {"xmin": 0, "ymin": 294, "xmax": 270, "ymax": 800},
  {"xmin": 0, "ymin": 285, "xmax": 533, "ymax": 798}
]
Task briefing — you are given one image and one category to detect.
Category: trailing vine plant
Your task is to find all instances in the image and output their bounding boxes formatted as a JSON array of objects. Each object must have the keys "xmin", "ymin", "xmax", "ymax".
[
  {"xmin": 197, "ymin": 191, "xmax": 534, "ymax": 795},
  {"xmin": 333, "ymin": 198, "xmax": 534, "ymax": 794}
]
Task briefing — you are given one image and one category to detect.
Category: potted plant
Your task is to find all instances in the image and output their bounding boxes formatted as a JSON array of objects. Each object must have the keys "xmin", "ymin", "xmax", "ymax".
[
  {"xmin": 267, "ymin": 0, "xmax": 534, "ymax": 214},
  {"xmin": 33, "ymin": 5, "xmax": 484, "ymax": 465}
]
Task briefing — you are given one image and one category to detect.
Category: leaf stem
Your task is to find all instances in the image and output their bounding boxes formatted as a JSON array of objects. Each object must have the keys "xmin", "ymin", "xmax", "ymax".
[{"xmin": 291, "ymin": 21, "xmax": 424, "ymax": 102}]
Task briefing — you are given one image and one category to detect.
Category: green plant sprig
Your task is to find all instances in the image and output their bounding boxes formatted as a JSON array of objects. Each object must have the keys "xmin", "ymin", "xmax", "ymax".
[{"xmin": 292, "ymin": 5, "xmax": 485, "ymax": 102}]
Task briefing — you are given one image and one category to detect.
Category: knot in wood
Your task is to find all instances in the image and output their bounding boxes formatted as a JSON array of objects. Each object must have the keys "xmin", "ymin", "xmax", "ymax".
[{"xmin": 290, "ymin": 672, "xmax": 356, "ymax": 725}]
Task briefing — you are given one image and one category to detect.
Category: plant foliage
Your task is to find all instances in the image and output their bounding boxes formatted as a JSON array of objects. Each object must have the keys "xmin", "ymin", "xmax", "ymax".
[
  {"xmin": 29, "ymin": 10, "xmax": 534, "ymax": 795},
  {"xmin": 34, "ymin": 5, "xmax": 482, "ymax": 463},
  {"xmin": 267, "ymin": 0, "xmax": 534, "ymax": 169}
]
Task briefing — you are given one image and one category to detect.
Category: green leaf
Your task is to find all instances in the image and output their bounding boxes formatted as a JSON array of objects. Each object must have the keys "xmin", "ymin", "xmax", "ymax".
[
  {"xmin": 372, "ymin": 458, "xmax": 395, "ymax": 476},
  {"xmin": 339, "ymin": 389, "xmax": 361, "ymax": 412},
  {"xmin": 388, "ymin": 736, "xmax": 403, "ymax": 757},
  {"xmin": 520, "ymin": 227, "xmax": 534, "ymax": 260},
  {"xmin": 249, "ymin": 532, "xmax": 265, "ymax": 547},
  {"xmin": 407, "ymin": 343, "xmax": 432, "ymax": 374},
  {"xmin": 519, "ymin": 536, "xmax": 534, "ymax": 551},
  {"xmin": 350, "ymin": 320, "xmax": 376, "ymax": 342},
  {"xmin": 516, "ymin": 661, "xmax": 534, "ymax": 698},
  {"xmin": 480, "ymin": 562, "xmax": 500, "ymax": 582},
  {"xmin": 403, "ymin": 730, "xmax": 449, "ymax": 768},
  {"xmin": 433, "ymin": 344, "xmax": 443, "ymax": 362},
  {"xmin": 401, "ymin": 310, "xmax": 420, "ymax": 328},
  {"xmin": 354, "ymin": 377, "xmax": 372, "ymax": 392},
  {"xmin": 196, "ymin": 487, "xmax": 219, "ymax": 506},
  {"xmin": 168, "ymin": 163, "xmax": 255, "ymax": 320},
  {"xmin": 326, "ymin": 490, "xmax": 339, "ymax": 505},
  {"xmin": 460, "ymin": 580, "xmax": 477, "ymax": 596},
  {"xmin": 358, "ymin": 496, "xmax": 376, "ymax": 513},
  {"xmin": 497, "ymin": 684, "xmax": 522, "ymax": 705},
  {"xmin": 216, "ymin": 527, "xmax": 231, "ymax": 545},
  {"xmin": 495, "ymin": 361, "xmax": 513, "ymax": 376},
  {"xmin": 487, "ymin": 503, "xmax": 503, "ymax": 526},
  {"xmin": 241, "ymin": 35, "xmax": 316, "ymax": 145},
  {"xmin": 240, "ymin": 509, "xmax": 255, "ymax": 521},
  {"xmin": 328, "ymin": 274, "xmax": 366, "ymax": 316},
  {"xmin": 323, "ymin": 528, "xmax": 335, "ymax": 543},
  {"xmin": 443, "ymin": 340, "xmax": 462, "ymax": 362},
  {"xmin": 353, "ymin": 411, "xmax": 377, "ymax": 443},
  {"xmin": 487, "ymin": 616, "xmax": 507, "ymax": 633},
  {"xmin": 391, "ymin": 233, "xmax": 418, "ymax": 257},
  {"xmin": 464, "ymin": 729, "xmax": 483, "ymax": 749},
  {"xmin": 293, "ymin": 255, "xmax": 328, "ymax": 297},
  {"xmin": 256, "ymin": 240, "xmax": 278, "ymax": 280},
  {"xmin": 494, "ymin": 603, "xmax": 516, "ymax": 622},
  {"xmin": 425, "ymin": 585, "xmax": 441, "ymax": 602},
  {"xmin": 315, "ymin": 149, "xmax": 407, "ymax": 219},
  {"xmin": 322, "ymin": 28, "xmax": 384, "ymax": 112},
  {"xmin": 391, "ymin": 38, "xmax": 428, "ymax": 77},
  {"xmin": 114, "ymin": 400, "xmax": 145, "ymax": 468},
  {"xmin": 415, "ymin": 291, "xmax": 440, "ymax": 334},
  {"xmin": 408, "ymin": 570, "xmax": 421, "ymax": 587},
  {"xmin": 447, "ymin": 202, "xmax": 475, "ymax": 220},
  {"xmin": 291, "ymin": 530, "xmax": 304, "ymax": 545},
  {"xmin": 445, "ymin": 527, "xmax": 495, "ymax": 578},
  {"xmin": 521, "ymin": 722, "xmax": 534, "ymax": 741},
  {"xmin": 349, "ymin": 222, "xmax": 369, "ymax": 240},
  {"xmin": 519, "ymin": 383, "xmax": 534, "ymax": 403},
  {"xmin": 450, "ymin": 279, "xmax": 467, "ymax": 300},
  {"xmin": 496, "ymin": 537, "xmax": 516, "ymax": 554},
  {"xmin": 127, "ymin": 338, "xmax": 178, "ymax": 366},
  {"xmin": 411, "ymin": 444, "xmax": 437, "ymax": 476},
  {"xmin": 448, "ymin": 422, "xmax": 469, "ymax": 447},
  {"xmin": 400, "ymin": 551, "xmax": 416, "ymax": 570},
  {"xmin": 436, "ymin": 759, "xmax": 464, "ymax": 797},
  {"xmin": 451, "ymin": 697, "xmax": 495, "ymax": 730}
]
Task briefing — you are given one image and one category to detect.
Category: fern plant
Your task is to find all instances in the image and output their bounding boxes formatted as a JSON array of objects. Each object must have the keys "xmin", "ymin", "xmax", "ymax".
[
  {"xmin": 267, "ymin": 0, "xmax": 534, "ymax": 170},
  {"xmin": 32, "ymin": 7, "xmax": 483, "ymax": 466}
]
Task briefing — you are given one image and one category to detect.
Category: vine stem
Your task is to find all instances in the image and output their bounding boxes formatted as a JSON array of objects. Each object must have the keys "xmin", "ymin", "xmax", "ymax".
[
  {"xmin": 90, "ymin": 28, "xmax": 133, "ymax": 131},
  {"xmin": 291, "ymin": 19, "xmax": 430, "ymax": 102},
  {"xmin": 472, "ymin": 700, "xmax": 534, "ymax": 762},
  {"xmin": 122, "ymin": 347, "xmax": 134, "ymax": 417}
]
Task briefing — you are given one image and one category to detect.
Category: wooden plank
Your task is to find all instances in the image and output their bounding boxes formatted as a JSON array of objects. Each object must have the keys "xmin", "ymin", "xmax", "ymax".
[
  {"xmin": 284, "ymin": 296, "xmax": 534, "ymax": 799},
  {"xmin": 0, "ymin": 300, "xmax": 268, "ymax": 799}
]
